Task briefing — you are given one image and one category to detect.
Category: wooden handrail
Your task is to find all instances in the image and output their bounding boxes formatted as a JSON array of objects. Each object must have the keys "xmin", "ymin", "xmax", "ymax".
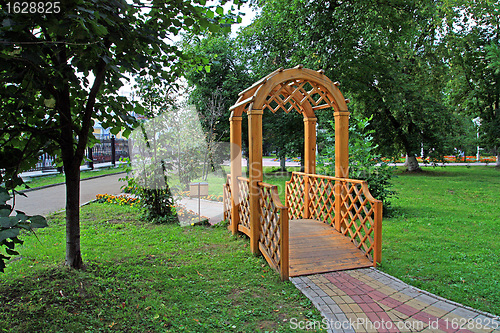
[
  {"xmin": 286, "ymin": 172, "xmax": 383, "ymax": 266},
  {"xmin": 257, "ymin": 181, "xmax": 289, "ymax": 280}
]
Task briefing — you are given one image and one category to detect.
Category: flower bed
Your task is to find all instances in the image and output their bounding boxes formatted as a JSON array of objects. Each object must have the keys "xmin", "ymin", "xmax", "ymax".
[
  {"xmin": 380, "ymin": 156, "xmax": 497, "ymax": 163},
  {"xmin": 95, "ymin": 194, "xmax": 208, "ymax": 224}
]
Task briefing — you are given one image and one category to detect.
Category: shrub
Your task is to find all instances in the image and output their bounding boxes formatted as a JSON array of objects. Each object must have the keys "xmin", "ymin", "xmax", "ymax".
[
  {"xmin": 318, "ymin": 115, "xmax": 396, "ymax": 215},
  {"xmin": 120, "ymin": 159, "xmax": 178, "ymax": 224},
  {"xmin": 0, "ymin": 187, "xmax": 48, "ymax": 272}
]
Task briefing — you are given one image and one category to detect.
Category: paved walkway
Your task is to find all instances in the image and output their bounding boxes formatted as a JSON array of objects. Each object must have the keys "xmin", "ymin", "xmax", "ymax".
[
  {"xmin": 11, "ymin": 173, "xmax": 126, "ymax": 216},
  {"xmin": 291, "ymin": 268, "xmax": 499, "ymax": 333},
  {"xmin": 178, "ymin": 197, "xmax": 224, "ymax": 226}
]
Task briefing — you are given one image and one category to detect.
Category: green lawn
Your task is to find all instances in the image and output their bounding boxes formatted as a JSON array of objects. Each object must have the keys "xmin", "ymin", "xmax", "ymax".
[
  {"xmin": 20, "ymin": 167, "xmax": 125, "ymax": 191},
  {"xmin": 379, "ymin": 166, "xmax": 500, "ymax": 316},
  {"xmin": 0, "ymin": 204, "xmax": 322, "ymax": 332},
  {"xmin": 3, "ymin": 165, "xmax": 498, "ymax": 332},
  {"xmin": 260, "ymin": 165, "xmax": 500, "ymax": 316}
]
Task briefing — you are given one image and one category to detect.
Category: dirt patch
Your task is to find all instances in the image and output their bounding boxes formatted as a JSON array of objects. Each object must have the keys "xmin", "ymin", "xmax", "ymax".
[{"xmin": 257, "ymin": 320, "xmax": 278, "ymax": 331}]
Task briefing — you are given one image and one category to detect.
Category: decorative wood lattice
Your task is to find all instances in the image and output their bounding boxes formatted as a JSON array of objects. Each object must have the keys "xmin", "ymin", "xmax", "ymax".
[
  {"xmin": 308, "ymin": 176, "xmax": 336, "ymax": 226},
  {"xmin": 338, "ymin": 180, "xmax": 381, "ymax": 262},
  {"xmin": 285, "ymin": 172, "xmax": 305, "ymax": 219},
  {"xmin": 285, "ymin": 172, "xmax": 382, "ymax": 265},
  {"xmin": 223, "ymin": 175, "xmax": 232, "ymax": 223},
  {"xmin": 262, "ymin": 80, "xmax": 337, "ymax": 115},
  {"xmin": 237, "ymin": 177, "xmax": 251, "ymax": 235},
  {"xmin": 258, "ymin": 182, "xmax": 289, "ymax": 280}
]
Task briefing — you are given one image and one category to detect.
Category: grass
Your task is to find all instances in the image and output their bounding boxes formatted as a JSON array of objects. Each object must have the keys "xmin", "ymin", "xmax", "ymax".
[
  {"xmin": 258, "ymin": 165, "xmax": 500, "ymax": 316},
  {"xmin": 379, "ymin": 166, "xmax": 500, "ymax": 316},
  {"xmin": 19, "ymin": 167, "xmax": 125, "ymax": 191},
  {"xmin": 0, "ymin": 204, "xmax": 322, "ymax": 332},
  {"xmin": 187, "ymin": 166, "xmax": 299, "ymax": 202}
]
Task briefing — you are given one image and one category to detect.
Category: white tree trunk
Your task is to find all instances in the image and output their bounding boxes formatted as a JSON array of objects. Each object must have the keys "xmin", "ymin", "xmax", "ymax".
[{"xmin": 496, "ymin": 152, "xmax": 500, "ymax": 167}]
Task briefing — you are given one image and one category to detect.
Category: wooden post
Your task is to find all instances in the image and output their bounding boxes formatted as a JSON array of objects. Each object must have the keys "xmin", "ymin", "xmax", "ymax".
[
  {"xmin": 334, "ymin": 180, "xmax": 342, "ymax": 232},
  {"xmin": 303, "ymin": 117, "xmax": 317, "ymax": 219},
  {"xmin": 334, "ymin": 111, "xmax": 349, "ymax": 232},
  {"xmin": 230, "ymin": 114, "xmax": 242, "ymax": 235},
  {"xmin": 280, "ymin": 207, "xmax": 289, "ymax": 280},
  {"xmin": 373, "ymin": 201, "xmax": 383, "ymax": 266},
  {"xmin": 248, "ymin": 108, "xmax": 263, "ymax": 255},
  {"xmin": 334, "ymin": 111, "xmax": 349, "ymax": 178},
  {"xmin": 303, "ymin": 117, "xmax": 317, "ymax": 174}
]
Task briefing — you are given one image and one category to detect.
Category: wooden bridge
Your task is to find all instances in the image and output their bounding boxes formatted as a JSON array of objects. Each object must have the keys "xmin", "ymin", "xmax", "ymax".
[
  {"xmin": 223, "ymin": 172, "xmax": 382, "ymax": 280},
  {"xmin": 224, "ymin": 67, "xmax": 382, "ymax": 280}
]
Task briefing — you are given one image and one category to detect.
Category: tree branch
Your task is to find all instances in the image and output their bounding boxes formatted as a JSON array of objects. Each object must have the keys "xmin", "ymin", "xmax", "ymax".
[{"xmin": 75, "ymin": 44, "xmax": 110, "ymax": 161}]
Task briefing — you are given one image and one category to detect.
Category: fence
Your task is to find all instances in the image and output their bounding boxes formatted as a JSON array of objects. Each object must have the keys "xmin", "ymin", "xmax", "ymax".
[
  {"xmin": 224, "ymin": 175, "xmax": 289, "ymax": 280},
  {"xmin": 285, "ymin": 172, "xmax": 382, "ymax": 264},
  {"xmin": 24, "ymin": 138, "xmax": 129, "ymax": 173}
]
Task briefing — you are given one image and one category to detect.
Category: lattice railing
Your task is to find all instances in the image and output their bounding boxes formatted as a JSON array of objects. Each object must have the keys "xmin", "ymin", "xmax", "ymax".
[
  {"xmin": 285, "ymin": 172, "xmax": 382, "ymax": 265},
  {"xmin": 285, "ymin": 172, "xmax": 305, "ymax": 219},
  {"xmin": 258, "ymin": 182, "xmax": 289, "ymax": 280},
  {"xmin": 338, "ymin": 180, "xmax": 381, "ymax": 262},
  {"xmin": 223, "ymin": 175, "xmax": 232, "ymax": 223},
  {"xmin": 237, "ymin": 177, "xmax": 251, "ymax": 235},
  {"xmin": 308, "ymin": 176, "xmax": 336, "ymax": 227}
]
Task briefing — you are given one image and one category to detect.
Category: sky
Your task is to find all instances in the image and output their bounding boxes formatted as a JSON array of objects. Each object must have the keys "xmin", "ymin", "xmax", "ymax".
[{"xmin": 117, "ymin": 1, "xmax": 258, "ymax": 99}]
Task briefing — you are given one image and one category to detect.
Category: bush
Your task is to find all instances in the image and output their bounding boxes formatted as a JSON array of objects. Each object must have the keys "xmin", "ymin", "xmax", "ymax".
[
  {"xmin": 120, "ymin": 159, "xmax": 178, "ymax": 224},
  {"xmin": 318, "ymin": 115, "xmax": 396, "ymax": 215},
  {"xmin": 0, "ymin": 186, "xmax": 48, "ymax": 272}
]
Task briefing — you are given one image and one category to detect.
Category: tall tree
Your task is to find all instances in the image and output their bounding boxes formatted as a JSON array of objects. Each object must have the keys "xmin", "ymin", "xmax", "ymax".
[
  {"xmin": 443, "ymin": 0, "xmax": 500, "ymax": 166},
  {"xmin": 0, "ymin": 0, "xmax": 240, "ymax": 268},
  {"xmin": 240, "ymin": 0, "xmax": 455, "ymax": 171},
  {"xmin": 182, "ymin": 32, "xmax": 253, "ymax": 170}
]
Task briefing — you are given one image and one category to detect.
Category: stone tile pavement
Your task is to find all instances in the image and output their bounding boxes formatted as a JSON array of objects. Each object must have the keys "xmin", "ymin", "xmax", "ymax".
[{"xmin": 291, "ymin": 268, "xmax": 500, "ymax": 333}]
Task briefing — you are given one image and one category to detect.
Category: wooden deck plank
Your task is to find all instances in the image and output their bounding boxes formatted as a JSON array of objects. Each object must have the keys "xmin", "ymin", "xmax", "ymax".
[{"xmin": 289, "ymin": 219, "xmax": 372, "ymax": 277}]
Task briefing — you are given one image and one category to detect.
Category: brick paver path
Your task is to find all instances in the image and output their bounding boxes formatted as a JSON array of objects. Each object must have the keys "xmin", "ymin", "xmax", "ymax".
[{"xmin": 291, "ymin": 268, "xmax": 499, "ymax": 333}]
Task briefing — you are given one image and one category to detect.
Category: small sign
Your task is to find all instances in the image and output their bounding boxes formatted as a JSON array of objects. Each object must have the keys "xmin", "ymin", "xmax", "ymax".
[{"xmin": 189, "ymin": 182, "xmax": 209, "ymax": 197}]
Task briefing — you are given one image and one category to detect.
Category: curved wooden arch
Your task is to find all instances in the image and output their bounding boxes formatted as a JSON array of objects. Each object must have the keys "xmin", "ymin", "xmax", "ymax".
[
  {"xmin": 228, "ymin": 67, "xmax": 350, "ymax": 255},
  {"xmin": 230, "ymin": 67, "xmax": 348, "ymax": 118}
]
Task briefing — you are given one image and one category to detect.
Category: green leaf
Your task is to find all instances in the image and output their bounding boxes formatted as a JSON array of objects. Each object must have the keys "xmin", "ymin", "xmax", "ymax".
[
  {"xmin": 204, "ymin": 65, "xmax": 211, "ymax": 73},
  {"xmin": 28, "ymin": 215, "xmax": 48, "ymax": 229},
  {"xmin": 0, "ymin": 188, "xmax": 10, "ymax": 204},
  {"xmin": 184, "ymin": 17, "xmax": 194, "ymax": 27},
  {"xmin": 5, "ymin": 248, "xmax": 19, "ymax": 256},
  {"xmin": 0, "ymin": 216, "xmax": 19, "ymax": 228},
  {"xmin": 216, "ymin": 6, "xmax": 224, "ymax": 15},
  {"xmin": 0, "ymin": 228, "xmax": 20, "ymax": 243}
]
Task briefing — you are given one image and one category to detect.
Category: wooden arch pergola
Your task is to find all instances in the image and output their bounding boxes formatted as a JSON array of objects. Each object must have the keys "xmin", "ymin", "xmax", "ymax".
[{"xmin": 224, "ymin": 66, "xmax": 382, "ymax": 280}]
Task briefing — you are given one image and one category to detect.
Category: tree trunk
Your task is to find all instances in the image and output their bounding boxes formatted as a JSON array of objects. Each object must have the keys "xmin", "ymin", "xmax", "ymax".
[
  {"xmin": 496, "ymin": 151, "xmax": 500, "ymax": 168},
  {"xmin": 280, "ymin": 154, "xmax": 286, "ymax": 171},
  {"xmin": 406, "ymin": 154, "xmax": 422, "ymax": 172},
  {"xmin": 64, "ymin": 162, "xmax": 83, "ymax": 269}
]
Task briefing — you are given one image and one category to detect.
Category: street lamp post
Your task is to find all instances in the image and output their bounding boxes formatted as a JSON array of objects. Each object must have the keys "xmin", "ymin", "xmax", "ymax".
[{"xmin": 472, "ymin": 117, "xmax": 481, "ymax": 162}]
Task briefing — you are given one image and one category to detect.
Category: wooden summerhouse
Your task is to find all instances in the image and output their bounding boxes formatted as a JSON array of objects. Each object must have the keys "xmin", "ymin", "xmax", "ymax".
[{"xmin": 223, "ymin": 66, "xmax": 382, "ymax": 280}]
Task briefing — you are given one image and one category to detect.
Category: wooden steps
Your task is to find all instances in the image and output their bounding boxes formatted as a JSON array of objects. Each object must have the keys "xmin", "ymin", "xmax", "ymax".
[{"xmin": 289, "ymin": 219, "xmax": 373, "ymax": 277}]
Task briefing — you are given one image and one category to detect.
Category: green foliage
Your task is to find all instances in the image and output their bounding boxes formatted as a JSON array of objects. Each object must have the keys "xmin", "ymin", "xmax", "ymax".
[
  {"xmin": 318, "ymin": 115, "xmax": 396, "ymax": 213},
  {"xmin": 443, "ymin": 1, "xmax": 500, "ymax": 156},
  {"xmin": 0, "ymin": 0, "xmax": 242, "ymax": 267},
  {"xmin": 0, "ymin": 203, "xmax": 322, "ymax": 331},
  {"xmin": 240, "ymin": 0, "xmax": 456, "ymax": 169},
  {"xmin": 121, "ymin": 159, "xmax": 177, "ymax": 224},
  {"xmin": 0, "ymin": 187, "xmax": 47, "ymax": 273}
]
